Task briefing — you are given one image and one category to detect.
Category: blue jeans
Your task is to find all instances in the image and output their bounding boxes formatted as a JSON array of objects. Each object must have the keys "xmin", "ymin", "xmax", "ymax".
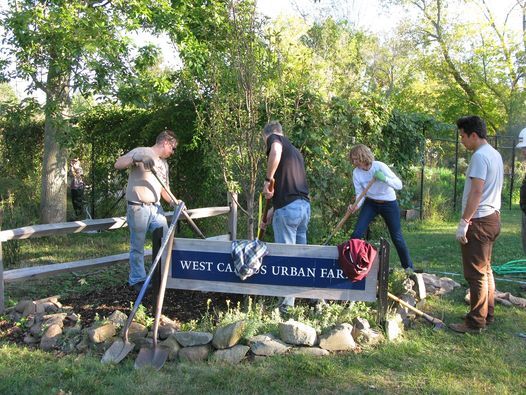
[
  {"xmin": 127, "ymin": 203, "xmax": 168, "ymax": 285},
  {"xmin": 351, "ymin": 198, "xmax": 413, "ymax": 269},
  {"xmin": 272, "ymin": 198, "xmax": 311, "ymax": 306}
]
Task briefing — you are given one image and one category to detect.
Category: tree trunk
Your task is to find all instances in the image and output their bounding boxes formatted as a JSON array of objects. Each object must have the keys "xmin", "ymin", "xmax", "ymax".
[{"xmin": 40, "ymin": 111, "xmax": 68, "ymax": 224}]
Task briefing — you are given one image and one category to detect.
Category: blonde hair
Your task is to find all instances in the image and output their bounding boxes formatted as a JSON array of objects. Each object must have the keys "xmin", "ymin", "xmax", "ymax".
[{"xmin": 349, "ymin": 144, "xmax": 374, "ymax": 166}]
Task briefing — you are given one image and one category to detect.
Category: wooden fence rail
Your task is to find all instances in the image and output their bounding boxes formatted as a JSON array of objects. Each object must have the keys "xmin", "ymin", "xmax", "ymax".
[{"xmin": 0, "ymin": 194, "xmax": 238, "ymax": 313}]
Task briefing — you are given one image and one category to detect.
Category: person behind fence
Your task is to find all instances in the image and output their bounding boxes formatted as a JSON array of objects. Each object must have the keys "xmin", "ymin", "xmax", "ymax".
[
  {"xmin": 347, "ymin": 144, "xmax": 414, "ymax": 272},
  {"xmin": 449, "ymin": 115, "xmax": 503, "ymax": 334},
  {"xmin": 261, "ymin": 120, "xmax": 311, "ymax": 314},
  {"xmin": 516, "ymin": 127, "xmax": 526, "ymax": 254},
  {"xmin": 69, "ymin": 158, "xmax": 85, "ymax": 219},
  {"xmin": 114, "ymin": 130, "xmax": 178, "ymax": 293}
]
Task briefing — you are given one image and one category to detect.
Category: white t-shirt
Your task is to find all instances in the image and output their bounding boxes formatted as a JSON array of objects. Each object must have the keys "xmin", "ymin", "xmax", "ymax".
[
  {"xmin": 462, "ymin": 143, "xmax": 503, "ymax": 218},
  {"xmin": 124, "ymin": 147, "xmax": 169, "ymax": 204},
  {"xmin": 352, "ymin": 160, "xmax": 403, "ymax": 208}
]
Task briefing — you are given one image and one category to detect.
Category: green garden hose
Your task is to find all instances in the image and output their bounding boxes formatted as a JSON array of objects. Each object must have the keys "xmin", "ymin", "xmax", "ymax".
[{"xmin": 492, "ymin": 259, "xmax": 526, "ymax": 276}]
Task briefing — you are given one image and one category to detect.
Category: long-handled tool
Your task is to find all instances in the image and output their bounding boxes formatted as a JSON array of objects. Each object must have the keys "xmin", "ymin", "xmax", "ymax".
[
  {"xmin": 100, "ymin": 204, "xmax": 184, "ymax": 364},
  {"xmin": 387, "ymin": 292, "xmax": 445, "ymax": 330},
  {"xmin": 135, "ymin": 202, "xmax": 184, "ymax": 370},
  {"xmin": 324, "ymin": 177, "xmax": 376, "ymax": 245},
  {"xmin": 151, "ymin": 168, "xmax": 206, "ymax": 239},
  {"xmin": 257, "ymin": 179, "xmax": 274, "ymax": 240}
]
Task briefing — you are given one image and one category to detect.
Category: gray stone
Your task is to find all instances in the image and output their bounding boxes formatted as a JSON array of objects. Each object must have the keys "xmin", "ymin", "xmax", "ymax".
[
  {"xmin": 133, "ymin": 337, "xmax": 154, "ymax": 351},
  {"xmin": 319, "ymin": 323, "xmax": 356, "ymax": 351},
  {"xmin": 279, "ymin": 320, "xmax": 317, "ymax": 346},
  {"xmin": 40, "ymin": 324, "xmax": 62, "ymax": 351},
  {"xmin": 178, "ymin": 345, "xmax": 211, "ymax": 363},
  {"xmin": 160, "ymin": 334, "xmax": 181, "ymax": 360},
  {"xmin": 160, "ymin": 314, "xmax": 177, "ymax": 327},
  {"xmin": 159, "ymin": 325, "xmax": 176, "ymax": 340},
  {"xmin": 353, "ymin": 328, "xmax": 384, "ymax": 346},
  {"xmin": 43, "ymin": 313, "xmax": 67, "ymax": 328},
  {"xmin": 88, "ymin": 323, "xmax": 116, "ymax": 344},
  {"xmin": 290, "ymin": 347, "xmax": 330, "ymax": 357},
  {"xmin": 411, "ymin": 273, "xmax": 427, "ymax": 300},
  {"xmin": 15, "ymin": 300, "xmax": 33, "ymax": 313},
  {"xmin": 385, "ymin": 315, "xmax": 403, "ymax": 341},
  {"xmin": 210, "ymin": 345, "xmax": 250, "ymax": 364},
  {"xmin": 107, "ymin": 310, "xmax": 128, "ymax": 327},
  {"xmin": 174, "ymin": 331, "xmax": 213, "ymax": 347},
  {"xmin": 65, "ymin": 313, "xmax": 80, "ymax": 324},
  {"xmin": 23, "ymin": 334, "xmax": 40, "ymax": 344},
  {"xmin": 126, "ymin": 322, "xmax": 148, "ymax": 342},
  {"xmin": 34, "ymin": 296, "xmax": 60, "ymax": 305},
  {"xmin": 249, "ymin": 334, "xmax": 290, "ymax": 356},
  {"xmin": 22, "ymin": 302, "xmax": 36, "ymax": 317},
  {"xmin": 212, "ymin": 320, "xmax": 246, "ymax": 349},
  {"xmin": 35, "ymin": 303, "xmax": 46, "ymax": 314},
  {"xmin": 351, "ymin": 317, "xmax": 370, "ymax": 335}
]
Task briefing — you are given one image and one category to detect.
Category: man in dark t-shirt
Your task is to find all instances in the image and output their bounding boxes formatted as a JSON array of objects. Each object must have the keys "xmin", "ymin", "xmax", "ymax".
[{"xmin": 261, "ymin": 121, "xmax": 311, "ymax": 313}]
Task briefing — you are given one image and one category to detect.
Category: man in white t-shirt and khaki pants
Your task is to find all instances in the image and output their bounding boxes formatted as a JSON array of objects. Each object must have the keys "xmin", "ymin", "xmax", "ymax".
[{"xmin": 450, "ymin": 116, "xmax": 503, "ymax": 334}]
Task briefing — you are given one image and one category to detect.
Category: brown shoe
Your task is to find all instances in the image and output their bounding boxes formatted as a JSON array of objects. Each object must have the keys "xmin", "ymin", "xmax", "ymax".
[{"xmin": 449, "ymin": 322, "xmax": 484, "ymax": 334}]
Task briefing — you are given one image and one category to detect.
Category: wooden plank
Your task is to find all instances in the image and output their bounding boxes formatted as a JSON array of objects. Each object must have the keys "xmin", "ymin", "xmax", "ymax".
[
  {"xmin": 3, "ymin": 250, "xmax": 151, "ymax": 283},
  {"xmin": 164, "ymin": 238, "xmax": 379, "ymax": 302},
  {"xmin": 0, "ymin": 207, "xmax": 230, "ymax": 242}
]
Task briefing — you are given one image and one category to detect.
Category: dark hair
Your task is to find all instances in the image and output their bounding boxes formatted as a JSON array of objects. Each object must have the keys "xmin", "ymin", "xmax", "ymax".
[
  {"xmin": 156, "ymin": 130, "xmax": 178, "ymax": 145},
  {"xmin": 263, "ymin": 121, "xmax": 283, "ymax": 137},
  {"xmin": 456, "ymin": 116, "xmax": 487, "ymax": 139}
]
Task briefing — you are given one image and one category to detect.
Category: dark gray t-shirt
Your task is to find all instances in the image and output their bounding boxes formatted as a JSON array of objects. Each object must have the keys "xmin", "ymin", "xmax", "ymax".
[{"xmin": 266, "ymin": 134, "xmax": 309, "ymax": 210}]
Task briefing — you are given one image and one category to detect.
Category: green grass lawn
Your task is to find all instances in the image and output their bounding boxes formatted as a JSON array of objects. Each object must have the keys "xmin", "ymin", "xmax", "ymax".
[{"xmin": 1, "ymin": 210, "xmax": 526, "ymax": 394}]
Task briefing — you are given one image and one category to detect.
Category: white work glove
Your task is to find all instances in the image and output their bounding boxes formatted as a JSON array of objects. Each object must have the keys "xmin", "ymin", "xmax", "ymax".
[
  {"xmin": 132, "ymin": 152, "xmax": 155, "ymax": 170},
  {"xmin": 456, "ymin": 218, "xmax": 470, "ymax": 245}
]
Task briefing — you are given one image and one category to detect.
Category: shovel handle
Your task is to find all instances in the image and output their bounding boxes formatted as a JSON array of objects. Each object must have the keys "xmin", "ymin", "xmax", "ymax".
[
  {"xmin": 387, "ymin": 292, "xmax": 445, "ymax": 328},
  {"xmin": 151, "ymin": 169, "xmax": 206, "ymax": 239},
  {"xmin": 324, "ymin": 177, "xmax": 376, "ymax": 245},
  {"xmin": 257, "ymin": 179, "xmax": 274, "ymax": 240}
]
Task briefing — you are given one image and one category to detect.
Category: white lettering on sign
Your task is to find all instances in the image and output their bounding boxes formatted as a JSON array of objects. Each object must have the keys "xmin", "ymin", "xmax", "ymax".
[
  {"xmin": 216, "ymin": 262, "xmax": 234, "ymax": 272},
  {"xmin": 271, "ymin": 266, "xmax": 316, "ymax": 278},
  {"xmin": 179, "ymin": 260, "xmax": 214, "ymax": 271},
  {"xmin": 320, "ymin": 268, "xmax": 346, "ymax": 279}
]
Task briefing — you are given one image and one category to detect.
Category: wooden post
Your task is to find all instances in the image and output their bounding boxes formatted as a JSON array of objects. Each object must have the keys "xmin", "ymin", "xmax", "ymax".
[
  {"xmin": 377, "ymin": 238, "xmax": 390, "ymax": 324},
  {"xmin": 228, "ymin": 192, "xmax": 238, "ymax": 241},
  {"xmin": 0, "ymin": 206, "xmax": 4, "ymax": 314}
]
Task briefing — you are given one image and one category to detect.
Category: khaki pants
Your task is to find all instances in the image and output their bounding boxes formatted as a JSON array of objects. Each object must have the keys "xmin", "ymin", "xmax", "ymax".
[{"xmin": 460, "ymin": 212, "xmax": 500, "ymax": 329}]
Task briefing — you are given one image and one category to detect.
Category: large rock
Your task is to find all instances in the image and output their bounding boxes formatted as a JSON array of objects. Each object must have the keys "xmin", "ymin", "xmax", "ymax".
[
  {"xmin": 107, "ymin": 310, "xmax": 128, "ymax": 327},
  {"xmin": 249, "ymin": 334, "xmax": 290, "ymax": 356},
  {"xmin": 88, "ymin": 323, "xmax": 116, "ymax": 344},
  {"xmin": 174, "ymin": 331, "xmax": 213, "ymax": 347},
  {"xmin": 279, "ymin": 320, "xmax": 317, "ymax": 346},
  {"xmin": 126, "ymin": 322, "xmax": 148, "ymax": 342},
  {"xmin": 319, "ymin": 323, "xmax": 356, "ymax": 351},
  {"xmin": 290, "ymin": 347, "xmax": 329, "ymax": 357},
  {"xmin": 212, "ymin": 321, "xmax": 246, "ymax": 349},
  {"xmin": 411, "ymin": 273, "xmax": 427, "ymax": 300},
  {"xmin": 385, "ymin": 315, "xmax": 403, "ymax": 341},
  {"xmin": 160, "ymin": 334, "xmax": 182, "ymax": 361},
  {"xmin": 178, "ymin": 345, "xmax": 211, "ymax": 363},
  {"xmin": 210, "ymin": 345, "xmax": 250, "ymax": 364},
  {"xmin": 43, "ymin": 313, "xmax": 67, "ymax": 328},
  {"xmin": 40, "ymin": 324, "xmax": 62, "ymax": 351},
  {"xmin": 14, "ymin": 300, "xmax": 33, "ymax": 313}
]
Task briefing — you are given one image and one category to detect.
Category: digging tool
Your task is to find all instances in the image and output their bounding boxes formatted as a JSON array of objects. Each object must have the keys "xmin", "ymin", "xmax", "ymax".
[
  {"xmin": 324, "ymin": 177, "xmax": 376, "ymax": 245},
  {"xmin": 100, "ymin": 204, "xmax": 183, "ymax": 364},
  {"xmin": 387, "ymin": 292, "xmax": 445, "ymax": 330},
  {"xmin": 150, "ymin": 168, "xmax": 206, "ymax": 239},
  {"xmin": 257, "ymin": 179, "xmax": 274, "ymax": 240},
  {"xmin": 135, "ymin": 202, "xmax": 184, "ymax": 370}
]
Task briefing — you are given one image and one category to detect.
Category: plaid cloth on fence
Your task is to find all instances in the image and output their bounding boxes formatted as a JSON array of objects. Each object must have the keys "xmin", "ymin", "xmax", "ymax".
[{"xmin": 231, "ymin": 239, "xmax": 269, "ymax": 280}]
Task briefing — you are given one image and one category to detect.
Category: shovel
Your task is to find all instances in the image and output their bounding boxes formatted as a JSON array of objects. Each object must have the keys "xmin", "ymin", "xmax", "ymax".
[
  {"xmin": 388, "ymin": 292, "xmax": 445, "ymax": 330},
  {"xmin": 150, "ymin": 168, "xmax": 206, "ymax": 239},
  {"xmin": 134, "ymin": 204, "xmax": 182, "ymax": 369},
  {"xmin": 100, "ymin": 203, "xmax": 183, "ymax": 364},
  {"xmin": 324, "ymin": 177, "xmax": 376, "ymax": 245}
]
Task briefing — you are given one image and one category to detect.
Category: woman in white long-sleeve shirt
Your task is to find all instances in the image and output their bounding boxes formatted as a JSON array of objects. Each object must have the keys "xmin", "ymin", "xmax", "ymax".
[{"xmin": 348, "ymin": 144, "xmax": 414, "ymax": 270}]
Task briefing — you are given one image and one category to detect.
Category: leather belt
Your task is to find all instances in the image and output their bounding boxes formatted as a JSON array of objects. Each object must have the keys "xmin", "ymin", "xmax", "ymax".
[
  {"xmin": 127, "ymin": 201, "xmax": 155, "ymax": 206},
  {"xmin": 367, "ymin": 198, "xmax": 386, "ymax": 204}
]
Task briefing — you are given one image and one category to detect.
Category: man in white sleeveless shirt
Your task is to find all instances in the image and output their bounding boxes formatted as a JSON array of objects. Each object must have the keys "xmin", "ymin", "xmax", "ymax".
[{"xmin": 114, "ymin": 130, "xmax": 178, "ymax": 292}]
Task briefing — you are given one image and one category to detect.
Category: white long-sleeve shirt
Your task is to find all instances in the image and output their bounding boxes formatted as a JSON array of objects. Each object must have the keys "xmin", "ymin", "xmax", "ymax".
[{"xmin": 352, "ymin": 160, "xmax": 402, "ymax": 208}]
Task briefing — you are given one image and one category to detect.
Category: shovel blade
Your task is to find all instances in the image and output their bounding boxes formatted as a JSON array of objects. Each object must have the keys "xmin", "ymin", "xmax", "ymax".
[
  {"xmin": 134, "ymin": 345, "xmax": 169, "ymax": 370},
  {"xmin": 101, "ymin": 339, "xmax": 135, "ymax": 364}
]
